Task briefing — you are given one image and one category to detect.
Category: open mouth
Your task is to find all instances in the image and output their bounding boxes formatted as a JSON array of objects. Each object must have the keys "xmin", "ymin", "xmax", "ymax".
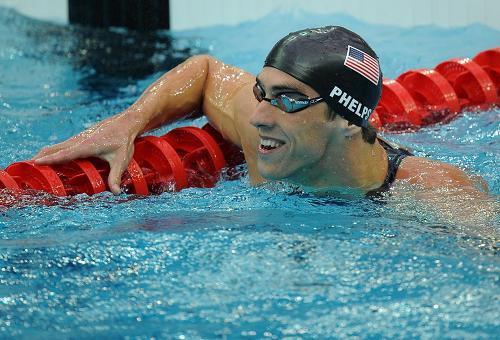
[{"xmin": 259, "ymin": 137, "xmax": 285, "ymax": 153}]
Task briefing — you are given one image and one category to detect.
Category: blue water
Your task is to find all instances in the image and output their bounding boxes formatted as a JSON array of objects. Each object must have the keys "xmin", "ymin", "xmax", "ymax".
[{"xmin": 0, "ymin": 7, "xmax": 499, "ymax": 338}]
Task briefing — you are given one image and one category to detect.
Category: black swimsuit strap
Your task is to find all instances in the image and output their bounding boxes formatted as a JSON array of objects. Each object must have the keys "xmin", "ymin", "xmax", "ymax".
[{"xmin": 366, "ymin": 138, "xmax": 413, "ymax": 197}]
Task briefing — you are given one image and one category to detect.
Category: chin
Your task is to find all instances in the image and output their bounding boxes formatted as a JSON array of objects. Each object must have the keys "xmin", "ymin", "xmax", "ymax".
[
  {"xmin": 258, "ymin": 164, "xmax": 284, "ymax": 181},
  {"xmin": 257, "ymin": 162, "xmax": 295, "ymax": 182}
]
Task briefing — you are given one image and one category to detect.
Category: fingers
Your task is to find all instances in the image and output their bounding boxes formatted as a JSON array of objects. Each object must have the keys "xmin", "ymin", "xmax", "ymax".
[
  {"xmin": 31, "ymin": 120, "xmax": 137, "ymax": 195},
  {"xmin": 33, "ymin": 144, "xmax": 95, "ymax": 165},
  {"xmin": 32, "ymin": 139, "xmax": 75, "ymax": 160},
  {"xmin": 106, "ymin": 146, "xmax": 134, "ymax": 195},
  {"xmin": 32, "ymin": 127, "xmax": 98, "ymax": 161},
  {"xmin": 35, "ymin": 142, "xmax": 134, "ymax": 195}
]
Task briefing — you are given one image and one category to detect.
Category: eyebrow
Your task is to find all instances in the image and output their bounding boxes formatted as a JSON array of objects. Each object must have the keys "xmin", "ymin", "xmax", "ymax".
[{"xmin": 255, "ymin": 77, "xmax": 305, "ymax": 95}]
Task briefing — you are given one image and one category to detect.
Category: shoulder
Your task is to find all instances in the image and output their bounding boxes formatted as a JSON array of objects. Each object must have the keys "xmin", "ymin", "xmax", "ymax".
[
  {"xmin": 200, "ymin": 58, "xmax": 264, "ymax": 183},
  {"xmin": 201, "ymin": 56, "xmax": 255, "ymax": 147},
  {"xmin": 396, "ymin": 156, "xmax": 488, "ymax": 191}
]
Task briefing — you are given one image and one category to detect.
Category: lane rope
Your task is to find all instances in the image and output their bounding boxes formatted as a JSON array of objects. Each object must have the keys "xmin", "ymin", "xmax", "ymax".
[{"xmin": 1, "ymin": 48, "xmax": 498, "ymax": 201}]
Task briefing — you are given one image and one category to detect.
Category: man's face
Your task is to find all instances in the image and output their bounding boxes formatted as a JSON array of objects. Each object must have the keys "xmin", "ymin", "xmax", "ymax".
[{"xmin": 249, "ymin": 67, "xmax": 337, "ymax": 183}]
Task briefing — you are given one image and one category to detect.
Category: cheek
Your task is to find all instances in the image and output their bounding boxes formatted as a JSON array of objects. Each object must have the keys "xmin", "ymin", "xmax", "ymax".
[{"xmin": 292, "ymin": 120, "xmax": 331, "ymax": 153}]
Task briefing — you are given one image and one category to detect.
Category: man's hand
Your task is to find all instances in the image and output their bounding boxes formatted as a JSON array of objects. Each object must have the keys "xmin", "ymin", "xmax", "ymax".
[
  {"xmin": 31, "ymin": 54, "xmax": 257, "ymax": 194},
  {"xmin": 32, "ymin": 112, "xmax": 141, "ymax": 194}
]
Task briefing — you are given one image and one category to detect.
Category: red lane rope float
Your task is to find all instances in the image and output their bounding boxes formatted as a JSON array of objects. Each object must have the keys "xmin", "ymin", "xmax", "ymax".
[
  {"xmin": 435, "ymin": 58, "xmax": 497, "ymax": 110},
  {"xmin": 52, "ymin": 159, "xmax": 106, "ymax": 195},
  {"xmin": 122, "ymin": 158, "xmax": 149, "ymax": 195},
  {"xmin": 0, "ymin": 170, "xmax": 19, "ymax": 190},
  {"xmin": 375, "ymin": 79, "xmax": 423, "ymax": 130},
  {"xmin": 5, "ymin": 161, "xmax": 66, "ymax": 196},
  {"xmin": 375, "ymin": 47, "xmax": 499, "ymax": 132},
  {"xmin": 396, "ymin": 69, "xmax": 461, "ymax": 125},
  {"xmin": 473, "ymin": 48, "xmax": 500, "ymax": 73},
  {"xmin": 133, "ymin": 136, "xmax": 187, "ymax": 193},
  {"xmin": 0, "ymin": 48, "xmax": 497, "ymax": 204},
  {"xmin": 202, "ymin": 124, "xmax": 246, "ymax": 168},
  {"xmin": 81, "ymin": 157, "xmax": 149, "ymax": 195},
  {"xmin": 162, "ymin": 126, "xmax": 226, "ymax": 188},
  {"xmin": 473, "ymin": 48, "xmax": 500, "ymax": 104}
]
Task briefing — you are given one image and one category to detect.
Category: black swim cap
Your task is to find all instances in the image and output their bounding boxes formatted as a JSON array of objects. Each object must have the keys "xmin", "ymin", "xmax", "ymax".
[{"xmin": 264, "ymin": 26, "xmax": 382, "ymax": 128}]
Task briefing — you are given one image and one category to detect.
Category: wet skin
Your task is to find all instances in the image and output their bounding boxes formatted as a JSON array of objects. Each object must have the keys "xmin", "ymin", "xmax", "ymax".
[{"xmin": 32, "ymin": 55, "xmax": 496, "ymax": 229}]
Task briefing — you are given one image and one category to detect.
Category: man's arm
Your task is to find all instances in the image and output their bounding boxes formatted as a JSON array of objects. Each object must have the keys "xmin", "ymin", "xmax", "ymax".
[
  {"xmin": 394, "ymin": 157, "xmax": 498, "ymax": 237},
  {"xmin": 33, "ymin": 55, "xmax": 256, "ymax": 193}
]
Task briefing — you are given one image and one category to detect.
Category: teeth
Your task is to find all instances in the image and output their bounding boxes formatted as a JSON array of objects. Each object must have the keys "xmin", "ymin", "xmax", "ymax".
[{"xmin": 260, "ymin": 137, "xmax": 283, "ymax": 149}]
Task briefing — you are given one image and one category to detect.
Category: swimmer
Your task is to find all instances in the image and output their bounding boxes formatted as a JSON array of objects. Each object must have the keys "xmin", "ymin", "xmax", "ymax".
[{"xmin": 32, "ymin": 26, "xmax": 496, "ymax": 226}]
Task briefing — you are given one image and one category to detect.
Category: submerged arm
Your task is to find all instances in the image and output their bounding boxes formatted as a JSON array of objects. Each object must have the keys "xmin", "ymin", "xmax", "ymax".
[
  {"xmin": 394, "ymin": 157, "xmax": 498, "ymax": 238},
  {"xmin": 33, "ymin": 55, "xmax": 255, "ymax": 193}
]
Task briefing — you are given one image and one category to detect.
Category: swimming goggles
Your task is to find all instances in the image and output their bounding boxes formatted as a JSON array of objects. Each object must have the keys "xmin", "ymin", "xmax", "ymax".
[{"xmin": 253, "ymin": 83, "xmax": 324, "ymax": 113}]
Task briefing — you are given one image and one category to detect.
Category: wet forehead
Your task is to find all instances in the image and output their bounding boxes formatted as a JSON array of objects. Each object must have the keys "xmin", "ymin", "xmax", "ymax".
[{"xmin": 257, "ymin": 66, "xmax": 319, "ymax": 96}]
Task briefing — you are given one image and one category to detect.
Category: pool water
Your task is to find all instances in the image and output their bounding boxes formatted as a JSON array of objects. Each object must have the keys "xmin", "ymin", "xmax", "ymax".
[{"xmin": 0, "ymin": 7, "xmax": 499, "ymax": 338}]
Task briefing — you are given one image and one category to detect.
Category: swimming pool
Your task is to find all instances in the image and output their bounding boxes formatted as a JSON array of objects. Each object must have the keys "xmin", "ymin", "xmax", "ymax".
[{"xmin": 1, "ymin": 7, "xmax": 499, "ymax": 338}]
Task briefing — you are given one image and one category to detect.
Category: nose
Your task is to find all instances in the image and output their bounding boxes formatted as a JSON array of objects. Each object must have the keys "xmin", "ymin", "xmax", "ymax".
[{"xmin": 249, "ymin": 100, "xmax": 278, "ymax": 129}]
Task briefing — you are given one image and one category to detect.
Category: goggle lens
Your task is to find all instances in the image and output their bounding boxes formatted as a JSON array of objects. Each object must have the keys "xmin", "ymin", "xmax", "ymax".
[{"xmin": 253, "ymin": 83, "xmax": 323, "ymax": 113}]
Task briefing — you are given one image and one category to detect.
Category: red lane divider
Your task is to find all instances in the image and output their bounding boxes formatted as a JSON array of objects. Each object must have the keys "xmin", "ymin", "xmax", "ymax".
[
  {"xmin": 0, "ymin": 48, "xmax": 497, "ymax": 203},
  {"xmin": 134, "ymin": 136, "xmax": 187, "ymax": 192},
  {"xmin": 122, "ymin": 159, "xmax": 150, "ymax": 195},
  {"xmin": 0, "ymin": 123, "xmax": 245, "ymax": 205},
  {"xmin": 0, "ymin": 170, "xmax": 19, "ymax": 190},
  {"xmin": 375, "ymin": 79, "xmax": 423, "ymax": 130},
  {"xmin": 473, "ymin": 48, "xmax": 500, "ymax": 103},
  {"xmin": 397, "ymin": 69, "xmax": 461, "ymax": 124},
  {"xmin": 435, "ymin": 58, "xmax": 497, "ymax": 110},
  {"xmin": 201, "ymin": 123, "xmax": 246, "ymax": 168},
  {"xmin": 52, "ymin": 159, "xmax": 106, "ymax": 195},
  {"xmin": 5, "ymin": 161, "xmax": 67, "ymax": 196},
  {"xmin": 163, "ymin": 126, "xmax": 227, "ymax": 188},
  {"xmin": 375, "ymin": 47, "xmax": 498, "ymax": 131}
]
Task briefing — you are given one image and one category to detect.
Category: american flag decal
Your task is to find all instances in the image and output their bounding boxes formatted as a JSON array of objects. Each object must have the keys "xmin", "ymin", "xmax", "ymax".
[{"xmin": 344, "ymin": 45, "xmax": 380, "ymax": 85}]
